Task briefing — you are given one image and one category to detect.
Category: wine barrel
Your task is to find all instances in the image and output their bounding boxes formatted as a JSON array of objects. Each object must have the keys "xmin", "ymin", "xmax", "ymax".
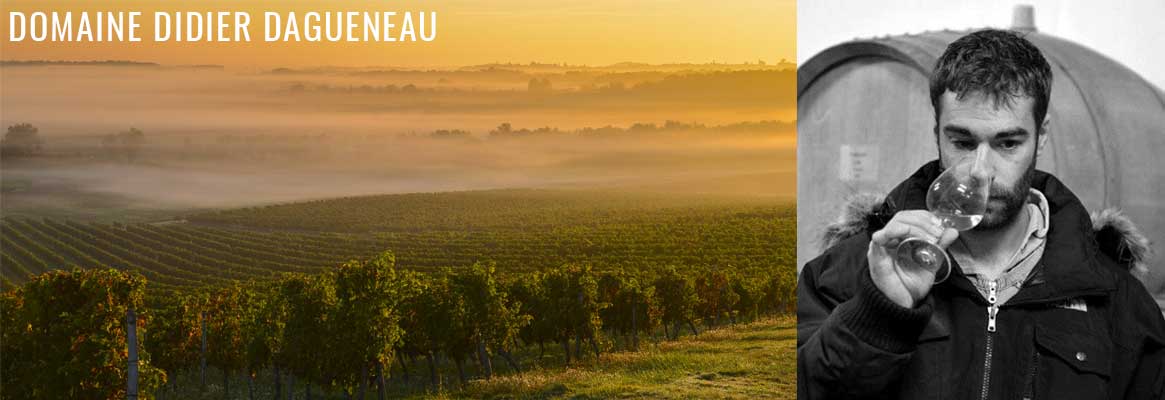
[{"xmin": 796, "ymin": 28, "xmax": 1165, "ymax": 311}]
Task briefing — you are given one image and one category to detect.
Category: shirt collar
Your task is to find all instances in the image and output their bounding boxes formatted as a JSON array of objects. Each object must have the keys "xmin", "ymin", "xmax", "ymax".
[{"xmin": 1027, "ymin": 188, "xmax": 1050, "ymax": 239}]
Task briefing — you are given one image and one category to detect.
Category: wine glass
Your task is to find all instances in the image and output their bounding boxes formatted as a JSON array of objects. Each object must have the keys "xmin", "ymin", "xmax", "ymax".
[{"xmin": 894, "ymin": 151, "xmax": 992, "ymax": 283}]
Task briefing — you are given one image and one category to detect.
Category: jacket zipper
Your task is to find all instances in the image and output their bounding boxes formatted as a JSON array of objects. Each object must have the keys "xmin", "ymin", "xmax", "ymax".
[
  {"xmin": 1022, "ymin": 351, "xmax": 1040, "ymax": 400},
  {"xmin": 980, "ymin": 280, "xmax": 998, "ymax": 400}
]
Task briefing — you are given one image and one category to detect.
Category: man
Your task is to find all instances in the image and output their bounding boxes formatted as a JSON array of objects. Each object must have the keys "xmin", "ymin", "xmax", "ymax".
[{"xmin": 797, "ymin": 29, "xmax": 1165, "ymax": 399}]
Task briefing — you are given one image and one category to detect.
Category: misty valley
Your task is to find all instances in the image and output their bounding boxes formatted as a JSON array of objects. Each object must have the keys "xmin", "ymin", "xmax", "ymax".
[{"xmin": 1, "ymin": 61, "xmax": 794, "ymax": 220}]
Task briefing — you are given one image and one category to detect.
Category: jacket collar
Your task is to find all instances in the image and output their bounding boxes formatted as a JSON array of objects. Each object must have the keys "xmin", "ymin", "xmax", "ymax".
[{"xmin": 876, "ymin": 160, "xmax": 1116, "ymax": 304}]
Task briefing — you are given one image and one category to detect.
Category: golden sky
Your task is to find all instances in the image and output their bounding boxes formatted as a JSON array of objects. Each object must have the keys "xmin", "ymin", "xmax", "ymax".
[{"xmin": 0, "ymin": 0, "xmax": 795, "ymax": 68}]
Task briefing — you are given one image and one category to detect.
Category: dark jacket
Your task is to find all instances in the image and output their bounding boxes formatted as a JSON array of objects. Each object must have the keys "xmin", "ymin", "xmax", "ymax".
[{"xmin": 797, "ymin": 161, "xmax": 1165, "ymax": 400}]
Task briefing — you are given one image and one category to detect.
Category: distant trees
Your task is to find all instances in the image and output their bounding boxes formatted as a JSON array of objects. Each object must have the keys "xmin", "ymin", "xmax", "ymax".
[
  {"xmin": 101, "ymin": 127, "xmax": 146, "ymax": 162},
  {"xmin": 527, "ymin": 77, "xmax": 552, "ymax": 93},
  {"xmin": 491, "ymin": 122, "xmax": 512, "ymax": 136},
  {"xmin": 1, "ymin": 123, "xmax": 43, "ymax": 157},
  {"xmin": 428, "ymin": 129, "xmax": 473, "ymax": 139},
  {"xmin": 487, "ymin": 123, "xmax": 561, "ymax": 138},
  {"xmin": 596, "ymin": 81, "xmax": 625, "ymax": 93},
  {"xmin": 482, "ymin": 120, "xmax": 790, "ymax": 139}
]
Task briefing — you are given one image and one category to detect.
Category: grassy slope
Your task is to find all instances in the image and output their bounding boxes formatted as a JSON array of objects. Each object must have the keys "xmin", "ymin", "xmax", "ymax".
[{"xmin": 437, "ymin": 317, "xmax": 796, "ymax": 400}]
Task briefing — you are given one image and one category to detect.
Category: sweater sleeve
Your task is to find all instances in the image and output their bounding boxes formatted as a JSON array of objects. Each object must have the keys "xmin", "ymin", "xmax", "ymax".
[{"xmin": 797, "ymin": 240, "xmax": 933, "ymax": 399}]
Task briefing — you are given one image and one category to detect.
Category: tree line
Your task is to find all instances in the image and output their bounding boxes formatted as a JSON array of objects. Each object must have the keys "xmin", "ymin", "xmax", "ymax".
[{"xmin": 0, "ymin": 123, "xmax": 146, "ymax": 161}]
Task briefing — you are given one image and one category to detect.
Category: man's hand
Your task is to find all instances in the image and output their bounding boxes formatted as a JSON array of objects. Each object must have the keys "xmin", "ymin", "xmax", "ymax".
[{"xmin": 868, "ymin": 210, "xmax": 959, "ymax": 308}]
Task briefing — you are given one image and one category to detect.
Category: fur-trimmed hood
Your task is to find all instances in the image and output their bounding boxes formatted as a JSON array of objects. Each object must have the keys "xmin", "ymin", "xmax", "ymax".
[{"xmin": 820, "ymin": 193, "xmax": 1152, "ymax": 278}]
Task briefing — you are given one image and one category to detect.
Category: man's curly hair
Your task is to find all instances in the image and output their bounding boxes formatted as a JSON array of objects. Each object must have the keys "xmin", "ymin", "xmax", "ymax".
[{"xmin": 930, "ymin": 29, "xmax": 1053, "ymax": 131}]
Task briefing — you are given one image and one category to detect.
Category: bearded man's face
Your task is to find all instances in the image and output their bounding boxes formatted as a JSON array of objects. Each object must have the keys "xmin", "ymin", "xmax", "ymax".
[{"xmin": 935, "ymin": 91, "xmax": 1045, "ymax": 230}]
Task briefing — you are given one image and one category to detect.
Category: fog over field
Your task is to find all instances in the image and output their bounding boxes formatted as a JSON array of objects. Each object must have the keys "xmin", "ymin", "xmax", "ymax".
[{"xmin": 0, "ymin": 61, "xmax": 795, "ymax": 220}]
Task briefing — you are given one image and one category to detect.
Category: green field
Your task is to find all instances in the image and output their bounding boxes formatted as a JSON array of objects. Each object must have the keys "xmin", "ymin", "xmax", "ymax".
[
  {"xmin": 450, "ymin": 316, "xmax": 797, "ymax": 400},
  {"xmin": 1, "ymin": 188, "xmax": 797, "ymax": 399},
  {"xmin": 1, "ymin": 189, "xmax": 794, "ymax": 291}
]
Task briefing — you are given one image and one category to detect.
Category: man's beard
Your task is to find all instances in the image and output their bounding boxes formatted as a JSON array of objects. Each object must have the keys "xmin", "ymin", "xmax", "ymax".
[{"xmin": 975, "ymin": 159, "xmax": 1036, "ymax": 231}]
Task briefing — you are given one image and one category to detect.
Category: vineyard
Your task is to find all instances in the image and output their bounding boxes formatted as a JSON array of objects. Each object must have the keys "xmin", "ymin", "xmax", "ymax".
[{"xmin": 0, "ymin": 189, "xmax": 796, "ymax": 399}]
